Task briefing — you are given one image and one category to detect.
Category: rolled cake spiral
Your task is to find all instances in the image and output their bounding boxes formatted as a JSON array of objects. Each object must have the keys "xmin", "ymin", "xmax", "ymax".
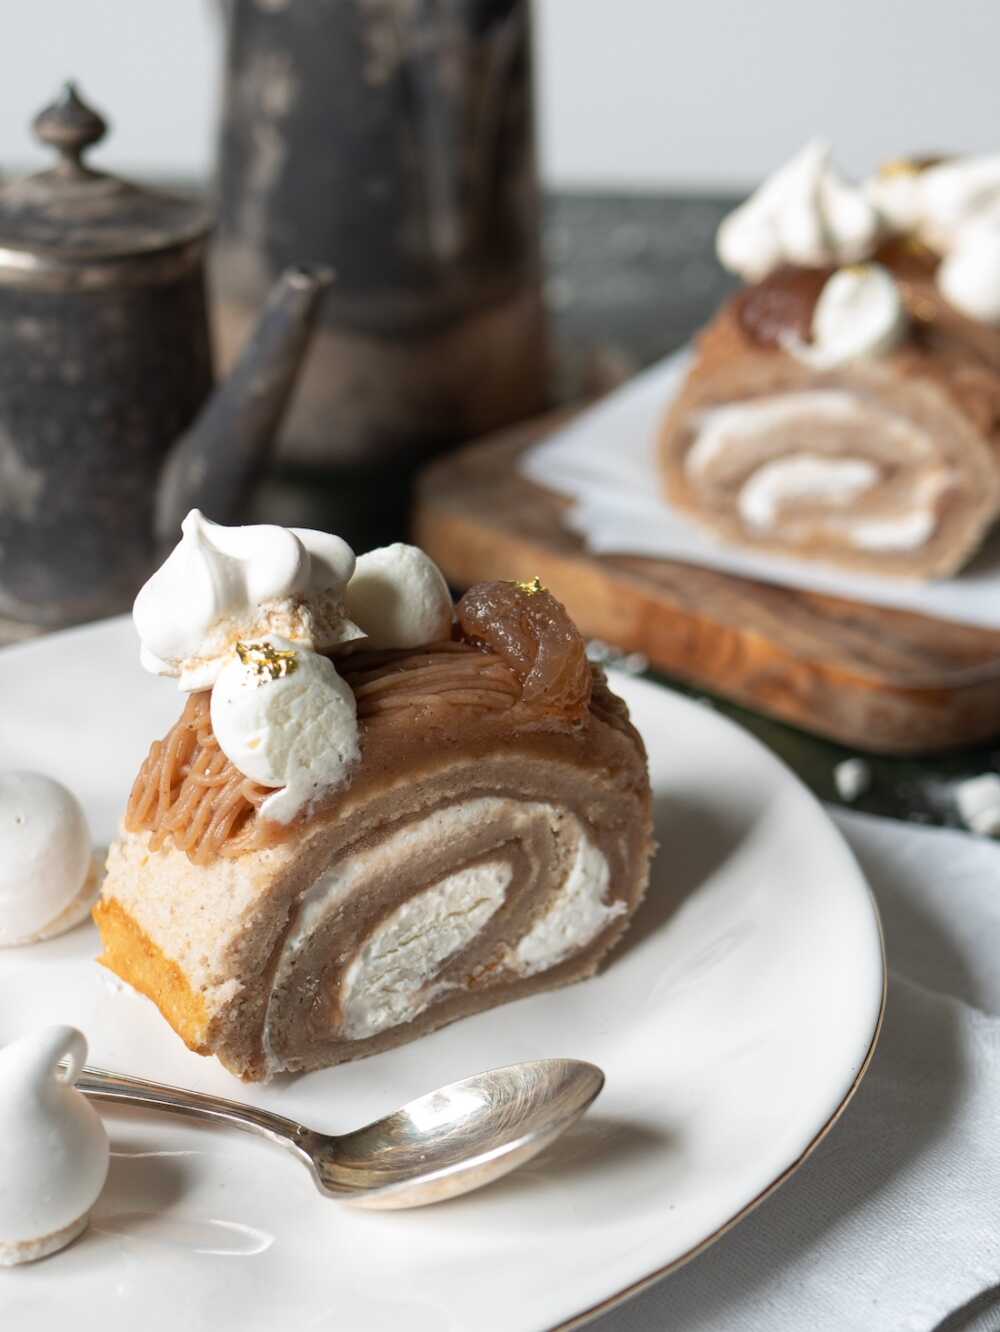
[
  {"xmin": 660, "ymin": 249, "xmax": 1000, "ymax": 578},
  {"xmin": 96, "ymin": 583, "xmax": 653, "ymax": 1081}
]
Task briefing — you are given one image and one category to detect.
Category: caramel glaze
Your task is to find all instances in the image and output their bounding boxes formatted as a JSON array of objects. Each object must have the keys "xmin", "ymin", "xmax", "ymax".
[{"xmin": 125, "ymin": 581, "xmax": 606, "ymax": 866}]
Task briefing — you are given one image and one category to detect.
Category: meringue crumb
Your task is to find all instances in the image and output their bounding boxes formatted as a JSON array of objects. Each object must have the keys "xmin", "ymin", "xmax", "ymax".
[
  {"xmin": 954, "ymin": 774, "xmax": 1000, "ymax": 837},
  {"xmin": 834, "ymin": 758, "xmax": 871, "ymax": 802}
]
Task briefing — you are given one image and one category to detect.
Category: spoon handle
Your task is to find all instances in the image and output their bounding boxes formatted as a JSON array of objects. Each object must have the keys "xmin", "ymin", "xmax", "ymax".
[{"xmin": 77, "ymin": 1064, "xmax": 314, "ymax": 1160}]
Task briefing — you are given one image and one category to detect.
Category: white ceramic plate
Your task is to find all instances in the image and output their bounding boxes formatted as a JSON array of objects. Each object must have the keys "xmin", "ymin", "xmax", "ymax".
[{"xmin": 0, "ymin": 619, "xmax": 884, "ymax": 1332}]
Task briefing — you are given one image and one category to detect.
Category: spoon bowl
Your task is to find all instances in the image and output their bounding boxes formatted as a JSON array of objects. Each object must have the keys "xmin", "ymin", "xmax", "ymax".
[
  {"xmin": 312, "ymin": 1058, "xmax": 605, "ymax": 1209},
  {"xmin": 77, "ymin": 1058, "xmax": 604, "ymax": 1211}
]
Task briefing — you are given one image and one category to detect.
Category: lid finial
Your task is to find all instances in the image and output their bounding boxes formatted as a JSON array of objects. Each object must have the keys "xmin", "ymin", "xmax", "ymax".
[{"xmin": 32, "ymin": 82, "xmax": 107, "ymax": 173}]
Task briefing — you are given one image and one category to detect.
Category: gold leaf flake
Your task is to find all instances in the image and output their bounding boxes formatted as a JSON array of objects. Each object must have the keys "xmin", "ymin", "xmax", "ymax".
[
  {"xmin": 878, "ymin": 157, "xmax": 922, "ymax": 179},
  {"xmin": 514, "ymin": 576, "xmax": 545, "ymax": 595},
  {"xmin": 235, "ymin": 640, "xmax": 299, "ymax": 684}
]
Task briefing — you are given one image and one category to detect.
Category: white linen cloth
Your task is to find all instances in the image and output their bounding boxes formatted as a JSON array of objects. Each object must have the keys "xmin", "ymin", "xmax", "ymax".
[
  {"xmin": 521, "ymin": 353, "xmax": 1000, "ymax": 629},
  {"xmin": 596, "ymin": 809, "xmax": 1000, "ymax": 1332}
]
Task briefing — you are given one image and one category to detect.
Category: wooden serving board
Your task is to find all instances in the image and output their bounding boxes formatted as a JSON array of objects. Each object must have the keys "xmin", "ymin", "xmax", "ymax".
[{"xmin": 414, "ymin": 411, "xmax": 1000, "ymax": 755}]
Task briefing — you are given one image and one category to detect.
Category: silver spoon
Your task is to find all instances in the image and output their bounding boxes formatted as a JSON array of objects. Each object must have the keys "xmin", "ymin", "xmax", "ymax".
[{"xmin": 77, "ymin": 1058, "xmax": 604, "ymax": 1210}]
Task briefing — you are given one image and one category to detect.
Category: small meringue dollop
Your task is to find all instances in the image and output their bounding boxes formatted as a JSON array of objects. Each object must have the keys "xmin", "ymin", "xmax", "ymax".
[
  {"xmin": 133, "ymin": 510, "xmax": 362, "ymax": 691},
  {"xmin": 916, "ymin": 154, "xmax": 1000, "ymax": 251},
  {"xmin": 784, "ymin": 263, "xmax": 909, "ymax": 368},
  {"xmin": 210, "ymin": 638, "xmax": 360, "ymax": 824},
  {"xmin": 0, "ymin": 1025, "xmax": 109, "ymax": 1266},
  {"xmin": 344, "ymin": 544, "xmax": 454, "ymax": 649},
  {"xmin": 717, "ymin": 140, "xmax": 881, "ymax": 282},
  {"xmin": 865, "ymin": 158, "xmax": 929, "ymax": 233},
  {"xmin": 0, "ymin": 772, "xmax": 99, "ymax": 948},
  {"xmin": 865, "ymin": 154, "xmax": 1000, "ymax": 326},
  {"xmin": 937, "ymin": 222, "xmax": 1000, "ymax": 323}
]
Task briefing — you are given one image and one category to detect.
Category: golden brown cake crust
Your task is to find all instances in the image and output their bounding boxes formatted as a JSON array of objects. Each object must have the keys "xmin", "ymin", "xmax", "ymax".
[{"xmin": 94, "ymin": 896, "xmax": 210, "ymax": 1054}]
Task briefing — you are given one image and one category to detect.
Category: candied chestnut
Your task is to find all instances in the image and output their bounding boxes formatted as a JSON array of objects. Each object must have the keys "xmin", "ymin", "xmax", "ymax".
[
  {"xmin": 734, "ymin": 265, "xmax": 831, "ymax": 348},
  {"xmin": 456, "ymin": 578, "xmax": 592, "ymax": 721}
]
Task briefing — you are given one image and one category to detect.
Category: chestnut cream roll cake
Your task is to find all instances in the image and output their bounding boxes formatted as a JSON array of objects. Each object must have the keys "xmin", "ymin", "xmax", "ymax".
[
  {"xmin": 96, "ymin": 517, "xmax": 653, "ymax": 1081},
  {"xmin": 661, "ymin": 142, "xmax": 1000, "ymax": 578}
]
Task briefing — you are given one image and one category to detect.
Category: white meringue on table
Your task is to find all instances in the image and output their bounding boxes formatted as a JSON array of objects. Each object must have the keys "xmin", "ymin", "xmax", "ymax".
[
  {"xmin": 717, "ymin": 139, "xmax": 882, "ymax": 283},
  {"xmin": 784, "ymin": 262, "xmax": 909, "ymax": 368},
  {"xmin": 0, "ymin": 771, "xmax": 100, "ymax": 948},
  {"xmin": 210, "ymin": 637, "xmax": 360, "ymax": 824},
  {"xmin": 0, "ymin": 1025, "xmax": 109, "ymax": 1265},
  {"xmin": 134, "ymin": 509, "xmax": 363, "ymax": 691},
  {"xmin": 344, "ymin": 543, "xmax": 454, "ymax": 650}
]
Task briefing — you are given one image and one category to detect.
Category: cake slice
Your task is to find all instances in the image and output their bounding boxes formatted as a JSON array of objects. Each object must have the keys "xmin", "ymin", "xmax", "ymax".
[
  {"xmin": 661, "ymin": 143, "xmax": 1000, "ymax": 578},
  {"xmin": 96, "ymin": 522, "xmax": 653, "ymax": 1082}
]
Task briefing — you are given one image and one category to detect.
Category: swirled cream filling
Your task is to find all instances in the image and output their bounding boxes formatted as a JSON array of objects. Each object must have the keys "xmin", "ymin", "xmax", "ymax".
[
  {"xmin": 687, "ymin": 392, "xmax": 952, "ymax": 552},
  {"xmin": 340, "ymin": 862, "xmax": 512, "ymax": 1039},
  {"xmin": 263, "ymin": 798, "xmax": 620, "ymax": 1055},
  {"xmin": 738, "ymin": 455, "xmax": 878, "ymax": 530},
  {"xmin": 513, "ymin": 830, "xmax": 623, "ymax": 976},
  {"xmin": 686, "ymin": 392, "xmax": 872, "ymax": 474}
]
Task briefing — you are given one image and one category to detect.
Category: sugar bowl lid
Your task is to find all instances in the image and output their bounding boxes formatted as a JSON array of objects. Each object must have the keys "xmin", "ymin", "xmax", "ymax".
[{"xmin": 0, "ymin": 83, "xmax": 212, "ymax": 275}]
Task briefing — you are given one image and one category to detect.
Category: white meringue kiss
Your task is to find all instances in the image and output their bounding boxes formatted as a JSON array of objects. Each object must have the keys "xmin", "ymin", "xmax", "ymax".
[
  {"xmin": 210, "ymin": 638, "xmax": 360, "ymax": 824},
  {"xmin": 344, "ymin": 544, "xmax": 453, "ymax": 649},
  {"xmin": 785, "ymin": 263, "xmax": 908, "ymax": 368},
  {"xmin": 717, "ymin": 140, "xmax": 881, "ymax": 282},
  {"xmin": 0, "ymin": 772, "xmax": 97, "ymax": 948},
  {"xmin": 0, "ymin": 1026, "xmax": 109, "ymax": 1266},
  {"xmin": 134, "ymin": 510, "xmax": 361, "ymax": 690}
]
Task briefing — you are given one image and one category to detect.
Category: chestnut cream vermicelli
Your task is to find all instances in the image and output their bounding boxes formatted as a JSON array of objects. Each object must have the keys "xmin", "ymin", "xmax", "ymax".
[
  {"xmin": 125, "ymin": 690, "xmax": 280, "ymax": 865},
  {"xmin": 125, "ymin": 643, "xmax": 524, "ymax": 865}
]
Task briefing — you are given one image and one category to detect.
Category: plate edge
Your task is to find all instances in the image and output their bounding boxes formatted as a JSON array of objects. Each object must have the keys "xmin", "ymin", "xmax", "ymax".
[{"xmin": 549, "ymin": 914, "xmax": 888, "ymax": 1332}]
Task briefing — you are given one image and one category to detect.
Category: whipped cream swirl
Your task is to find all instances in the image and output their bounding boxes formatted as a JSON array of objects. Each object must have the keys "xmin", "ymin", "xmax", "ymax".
[
  {"xmin": 914, "ymin": 154, "xmax": 1000, "ymax": 251},
  {"xmin": 867, "ymin": 154, "xmax": 1000, "ymax": 251},
  {"xmin": 866, "ymin": 154, "xmax": 1000, "ymax": 324},
  {"xmin": 785, "ymin": 263, "xmax": 908, "ymax": 368},
  {"xmin": 913, "ymin": 156, "xmax": 1000, "ymax": 323},
  {"xmin": 937, "ymin": 221, "xmax": 1000, "ymax": 323},
  {"xmin": 865, "ymin": 159, "xmax": 929, "ymax": 234},
  {"xmin": 210, "ymin": 637, "xmax": 360, "ymax": 824},
  {"xmin": 719, "ymin": 146, "xmax": 1000, "ymax": 328},
  {"xmin": 137, "ymin": 514, "xmax": 456, "ymax": 821},
  {"xmin": 134, "ymin": 510, "xmax": 361, "ymax": 691},
  {"xmin": 717, "ymin": 140, "xmax": 881, "ymax": 282},
  {"xmin": 344, "ymin": 543, "xmax": 454, "ymax": 649}
]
